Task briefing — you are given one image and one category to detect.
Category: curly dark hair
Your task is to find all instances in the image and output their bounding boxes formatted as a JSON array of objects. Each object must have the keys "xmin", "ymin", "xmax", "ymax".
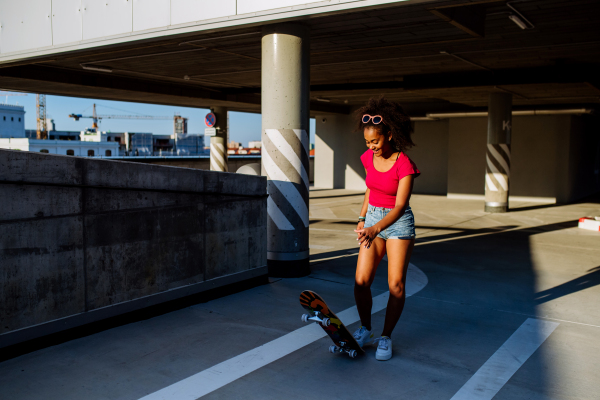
[{"xmin": 356, "ymin": 96, "xmax": 415, "ymax": 152}]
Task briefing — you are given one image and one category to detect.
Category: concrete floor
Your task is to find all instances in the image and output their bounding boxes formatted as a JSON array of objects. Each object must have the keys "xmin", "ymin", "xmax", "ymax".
[{"xmin": 1, "ymin": 190, "xmax": 599, "ymax": 399}]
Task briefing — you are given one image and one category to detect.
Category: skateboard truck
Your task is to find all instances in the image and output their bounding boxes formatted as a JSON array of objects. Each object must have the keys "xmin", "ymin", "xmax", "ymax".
[
  {"xmin": 301, "ymin": 311, "xmax": 331, "ymax": 327},
  {"xmin": 329, "ymin": 343, "xmax": 358, "ymax": 358}
]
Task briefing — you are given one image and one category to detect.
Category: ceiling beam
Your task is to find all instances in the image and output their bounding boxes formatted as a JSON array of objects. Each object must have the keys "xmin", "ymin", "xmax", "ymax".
[
  {"xmin": 306, "ymin": 65, "xmax": 599, "ymax": 92},
  {"xmin": 429, "ymin": 3, "xmax": 490, "ymax": 38},
  {"xmin": 0, "ymin": 65, "xmax": 352, "ymax": 114}
]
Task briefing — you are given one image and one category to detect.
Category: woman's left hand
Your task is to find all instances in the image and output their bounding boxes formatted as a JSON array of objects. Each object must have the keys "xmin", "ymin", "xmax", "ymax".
[{"xmin": 354, "ymin": 226, "xmax": 379, "ymax": 248}]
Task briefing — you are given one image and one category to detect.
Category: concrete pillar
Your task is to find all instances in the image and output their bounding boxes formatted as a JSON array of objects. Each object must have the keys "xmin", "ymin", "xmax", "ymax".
[
  {"xmin": 210, "ymin": 106, "xmax": 228, "ymax": 172},
  {"xmin": 485, "ymin": 93, "xmax": 512, "ymax": 212},
  {"xmin": 261, "ymin": 23, "xmax": 310, "ymax": 277}
]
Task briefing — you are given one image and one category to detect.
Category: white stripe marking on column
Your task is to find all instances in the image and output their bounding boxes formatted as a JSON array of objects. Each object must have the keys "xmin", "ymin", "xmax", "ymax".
[
  {"xmin": 265, "ymin": 129, "xmax": 309, "ymax": 189},
  {"xmin": 485, "ymin": 174, "xmax": 498, "ymax": 191},
  {"xmin": 450, "ymin": 318, "xmax": 559, "ymax": 400},
  {"xmin": 486, "ymin": 155, "xmax": 509, "ymax": 191},
  {"xmin": 263, "ymin": 150, "xmax": 309, "ymax": 227},
  {"xmin": 138, "ymin": 264, "xmax": 427, "ymax": 400},
  {"xmin": 499, "ymin": 143, "xmax": 511, "ymax": 161},
  {"xmin": 293, "ymin": 129, "xmax": 310, "ymax": 156},
  {"xmin": 488, "ymin": 145, "xmax": 510, "ymax": 178},
  {"xmin": 212, "ymin": 145, "xmax": 226, "ymax": 167},
  {"xmin": 267, "ymin": 196, "xmax": 295, "ymax": 230}
]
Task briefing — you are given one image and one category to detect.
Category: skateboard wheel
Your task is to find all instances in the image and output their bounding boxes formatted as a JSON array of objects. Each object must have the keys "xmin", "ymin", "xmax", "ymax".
[
  {"xmin": 301, "ymin": 314, "xmax": 309, "ymax": 323},
  {"xmin": 321, "ymin": 318, "xmax": 330, "ymax": 327},
  {"xmin": 329, "ymin": 345, "xmax": 338, "ymax": 354},
  {"xmin": 349, "ymin": 350, "xmax": 357, "ymax": 359}
]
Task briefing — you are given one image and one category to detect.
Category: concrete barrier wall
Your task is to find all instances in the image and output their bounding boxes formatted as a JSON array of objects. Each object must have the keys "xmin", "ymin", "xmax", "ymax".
[
  {"xmin": 0, "ymin": 149, "xmax": 267, "ymax": 348},
  {"xmin": 115, "ymin": 155, "xmax": 315, "ymax": 184}
]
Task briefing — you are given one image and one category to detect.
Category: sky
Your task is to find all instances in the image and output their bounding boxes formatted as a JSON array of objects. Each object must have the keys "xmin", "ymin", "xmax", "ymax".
[{"xmin": 2, "ymin": 91, "xmax": 316, "ymax": 147}]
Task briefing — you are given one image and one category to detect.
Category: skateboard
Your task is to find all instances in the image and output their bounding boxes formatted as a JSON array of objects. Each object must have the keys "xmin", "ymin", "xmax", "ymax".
[{"xmin": 299, "ymin": 290, "xmax": 364, "ymax": 358}]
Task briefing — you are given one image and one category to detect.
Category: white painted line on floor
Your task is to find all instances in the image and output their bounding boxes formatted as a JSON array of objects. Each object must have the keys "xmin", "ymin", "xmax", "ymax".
[
  {"xmin": 309, "ymin": 245, "xmax": 334, "ymax": 250},
  {"xmin": 450, "ymin": 318, "xmax": 559, "ymax": 400},
  {"xmin": 139, "ymin": 264, "xmax": 428, "ymax": 400}
]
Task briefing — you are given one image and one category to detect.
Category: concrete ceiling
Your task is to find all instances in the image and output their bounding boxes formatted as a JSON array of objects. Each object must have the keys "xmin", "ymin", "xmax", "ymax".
[{"xmin": 0, "ymin": 0, "xmax": 598, "ymax": 115}]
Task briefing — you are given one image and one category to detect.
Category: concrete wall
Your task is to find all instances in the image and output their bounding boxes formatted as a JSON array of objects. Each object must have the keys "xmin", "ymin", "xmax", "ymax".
[
  {"xmin": 118, "ymin": 155, "xmax": 314, "ymax": 183},
  {"xmin": 314, "ymin": 113, "xmax": 366, "ymax": 191},
  {"xmin": 445, "ymin": 114, "xmax": 598, "ymax": 202},
  {"xmin": 406, "ymin": 119, "xmax": 449, "ymax": 195},
  {"xmin": 0, "ymin": 149, "xmax": 267, "ymax": 348},
  {"xmin": 559, "ymin": 115, "xmax": 600, "ymax": 202},
  {"xmin": 316, "ymin": 113, "xmax": 600, "ymax": 203},
  {"xmin": 446, "ymin": 117, "xmax": 488, "ymax": 196}
]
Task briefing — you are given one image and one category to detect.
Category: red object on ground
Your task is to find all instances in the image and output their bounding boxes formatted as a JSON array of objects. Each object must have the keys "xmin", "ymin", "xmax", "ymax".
[{"xmin": 578, "ymin": 217, "xmax": 600, "ymax": 231}]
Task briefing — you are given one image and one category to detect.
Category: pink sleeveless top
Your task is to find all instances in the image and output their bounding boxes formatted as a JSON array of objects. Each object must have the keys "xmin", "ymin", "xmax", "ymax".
[{"xmin": 361, "ymin": 149, "xmax": 420, "ymax": 208}]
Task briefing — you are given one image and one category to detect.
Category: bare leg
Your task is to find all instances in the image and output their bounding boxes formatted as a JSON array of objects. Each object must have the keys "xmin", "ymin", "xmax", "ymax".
[
  {"xmin": 381, "ymin": 238, "xmax": 414, "ymax": 337},
  {"xmin": 354, "ymin": 237, "xmax": 386, "ymax": 331}
]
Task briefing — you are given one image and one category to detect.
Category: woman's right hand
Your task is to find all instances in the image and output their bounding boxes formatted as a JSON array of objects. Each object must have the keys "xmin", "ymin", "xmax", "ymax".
[{"xmin": 356, "ymin": 221, "xmax": 365, "ymax": 242}]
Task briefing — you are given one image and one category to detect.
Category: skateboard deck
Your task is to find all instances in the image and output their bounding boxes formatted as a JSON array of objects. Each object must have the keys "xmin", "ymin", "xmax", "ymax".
[{"xmin": 299, "ymin": 290, "xmax": 364, "ymax": 358}]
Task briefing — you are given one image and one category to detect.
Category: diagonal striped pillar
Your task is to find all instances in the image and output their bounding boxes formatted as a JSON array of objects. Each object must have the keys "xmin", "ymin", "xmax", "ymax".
[
  {"xmin": 210, "ymin": 106, "xmax": 228, "ymax": 172},
  {"xmin": 210, "ymin": 137, "xmax": 227, "ymax": 172},
  {"xmin": 262, "ymin": 23, "xmax": 310, "ymax": 277},
  {"xmin": 485, "ymin": 93, "xmax": 512, "ymax": 213}
]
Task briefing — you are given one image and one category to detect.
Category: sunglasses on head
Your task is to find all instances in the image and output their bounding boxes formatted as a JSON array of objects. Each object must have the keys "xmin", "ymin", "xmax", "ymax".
[{"xmin": 362, "ymin": 114, "xmax": 385, "ymax": 125}]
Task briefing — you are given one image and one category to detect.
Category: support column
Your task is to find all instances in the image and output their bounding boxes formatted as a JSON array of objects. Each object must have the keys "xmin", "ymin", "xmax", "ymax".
[
  {"xmin": 210, "ymin": 106, "xmax": 228, "ymax": 172},
  {"xmin": 261, "ymin": 23, "xmax": 310, "ymax": 278},
  {"xmin": 485, "ymin": 93, "xmax": 512, "ymax": 213}
]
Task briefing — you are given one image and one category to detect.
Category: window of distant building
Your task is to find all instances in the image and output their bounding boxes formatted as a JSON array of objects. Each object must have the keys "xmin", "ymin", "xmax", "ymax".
[
  {"xmin": 11, "ymin": 117, "xmax": 13, "ymax": 121},
  {"xmin": 107, "ymin": 136, "xmax": 112, "ymax": 141},
  {"xmin": 105, "ymin": 150, "xmax": 112, "ymax": 156},
  {"xmin": 40, "ymin": 149, "xmax": 49, "ymax": 153},
  {"xmin": 18, "ymin": 118, "xmax": 21, "ymax": 122},
  {"xmin": 66, "ymin": 149, "xmax": 74, "ymax": 156},
  {"xmin": 2, "ymin": 116, "xmax": 5, "ymax": 121},
  {"xmin": 88, "ymin": 149, "xmax": 95, "ymax": 156}
]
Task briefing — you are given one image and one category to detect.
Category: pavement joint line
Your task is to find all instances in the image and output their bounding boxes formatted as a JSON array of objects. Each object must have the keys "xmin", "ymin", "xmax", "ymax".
[
  {"xmin": 450, "ymin": 318, "xmax": 559, "ymax": 400},
  {"xmin": 138, "ymin": 264, "xmax": 427, "ymax": 400},
  {"xmin": 310, "ymin": 253, "xmax": 358, "ymax": 265}
]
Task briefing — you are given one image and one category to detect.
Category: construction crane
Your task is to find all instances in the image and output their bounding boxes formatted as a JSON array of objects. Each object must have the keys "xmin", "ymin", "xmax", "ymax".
[
  {"xmin": 0, "ymin": 91, "xmax": 27, "ymax": 104},
  {"xmin": 37, "ymin": 94, "xmax": 47, "ymax": 139},
  {"xmin": 69, "ymin": 103, "xmax": 173, "ymax": 131}
]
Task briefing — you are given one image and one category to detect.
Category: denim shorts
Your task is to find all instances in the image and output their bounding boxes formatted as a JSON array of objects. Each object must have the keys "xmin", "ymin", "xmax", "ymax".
[{"xmin": 364, "ymin": 204, "xmax": 415, "ymax": 240}]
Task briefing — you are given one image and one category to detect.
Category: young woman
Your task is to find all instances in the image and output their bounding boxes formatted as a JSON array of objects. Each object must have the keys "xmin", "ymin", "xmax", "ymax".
[{"xmin": 352, "ymin": 97, "xmax": 419, "ymax": 361}]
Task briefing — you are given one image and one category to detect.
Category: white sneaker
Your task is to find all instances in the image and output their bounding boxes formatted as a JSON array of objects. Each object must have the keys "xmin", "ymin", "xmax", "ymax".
[
  {"xmin": 352, "ymin": 326, "xmax": 374, "ymax": 348},
  {"xmin": 375, "ymin": 336, "xmax": 392, "ymax": 361}
]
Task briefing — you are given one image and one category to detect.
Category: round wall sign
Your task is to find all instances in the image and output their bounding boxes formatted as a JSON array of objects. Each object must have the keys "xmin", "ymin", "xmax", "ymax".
[{"xmin": 205, "ymin": 112, "xmax": 216, "ymax": 127}]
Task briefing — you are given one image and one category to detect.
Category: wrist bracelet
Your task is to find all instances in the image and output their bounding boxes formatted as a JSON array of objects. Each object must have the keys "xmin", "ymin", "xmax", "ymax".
[{"xmin": 358, "ymin": 216, "xmax": 366, "ymax": 222}]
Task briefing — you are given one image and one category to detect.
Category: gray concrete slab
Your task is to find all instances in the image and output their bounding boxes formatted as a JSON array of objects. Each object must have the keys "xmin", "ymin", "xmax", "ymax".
[{"xmin": 1, "ymin": 191, "xmax": 599, "ymax": 399}]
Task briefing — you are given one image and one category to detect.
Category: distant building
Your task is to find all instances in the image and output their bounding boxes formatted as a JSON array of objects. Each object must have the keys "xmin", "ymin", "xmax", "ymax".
[
  {"xmin": 126, "ymin": 132, "xmax": 153, "ymax": 156},
  {"xmin": 174, "ymin": 133, "xmax": 205, "ymax": 156},
  {"xmin": 0, "ymin": 104, "xmax": 26, "ymax": 138},
  {"xmin": 0, "ymin": 104, "xmax": 204, "ymax": 157},
  {"xmin": 153, "ymin": 134, "xmax": 174, "ymax": 155},
  {"xmin": 228, "ymin": 147, "xmax": 261, "ymax": 155},
  {"xmin": 248, "ymin": 140, "xmax": 261, "ymax": 148},
  {"xmin": 0, "ymin": 132, "xmax": 118, "ymax": 156},
  {"xmin": 174, "ymin": 116, "xmax": 187, "ymax": 136}
]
